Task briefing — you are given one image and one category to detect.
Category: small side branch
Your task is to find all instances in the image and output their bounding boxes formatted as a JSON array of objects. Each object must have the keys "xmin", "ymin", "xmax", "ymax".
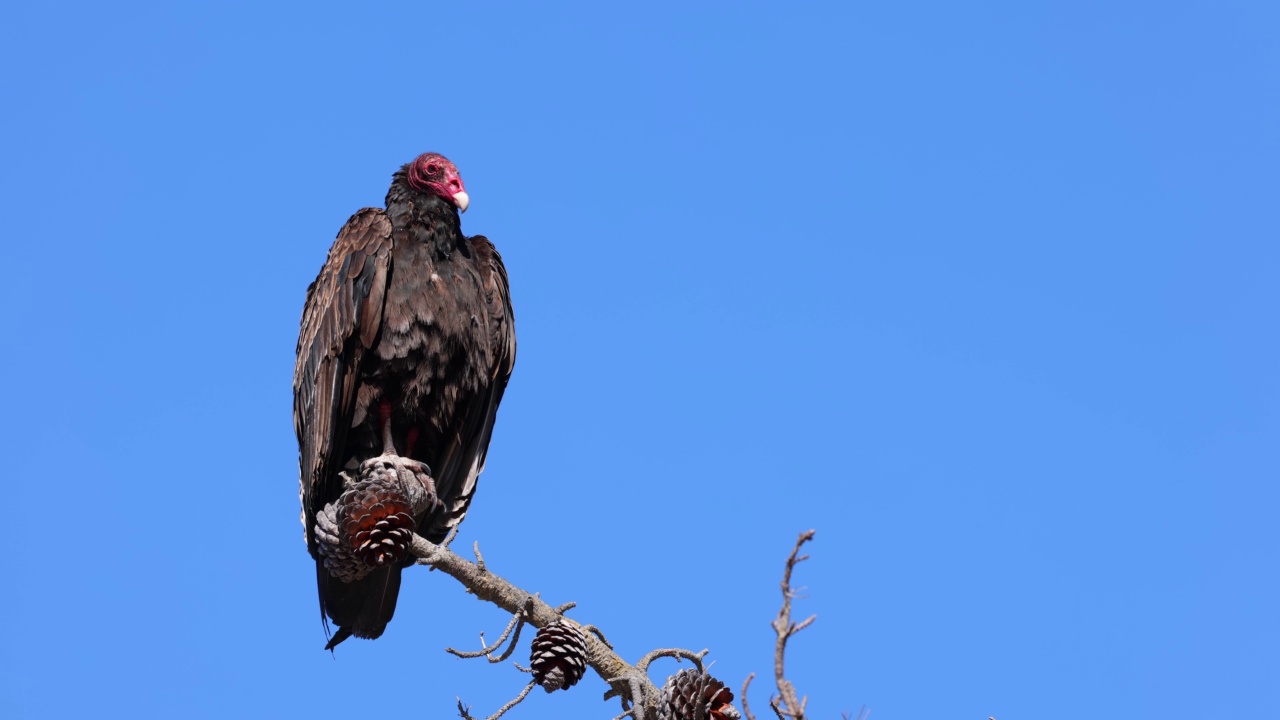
[
  {"xmin": 456, "ymin": 679, "xmax": 536, "ymax": 720},
  {"xmin": 582, "ymin": 624, "xmax": 613, "ymax": 650},
  {"xmin": 636, "ymin": 647, "xmax": 709, "ymax": 674},
  {"xmin": 446, "ymin": 606, "xmax": 527, "ymax": 663}
]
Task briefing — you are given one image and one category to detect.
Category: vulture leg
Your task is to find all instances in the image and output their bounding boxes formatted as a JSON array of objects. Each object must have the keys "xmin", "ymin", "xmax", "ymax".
[
  {"xmin": 379, "ymin": 400, "xmax": 398, "ymax": 456},
  {"xmin": 370, "ymin": 402, "xmax": 439, "ymax": 516}
]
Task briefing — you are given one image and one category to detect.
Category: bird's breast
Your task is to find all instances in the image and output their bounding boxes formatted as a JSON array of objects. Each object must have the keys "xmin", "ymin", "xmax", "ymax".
[{"xmin": 368, "ymin": 251, "xmax": 489, "ymax": 427}]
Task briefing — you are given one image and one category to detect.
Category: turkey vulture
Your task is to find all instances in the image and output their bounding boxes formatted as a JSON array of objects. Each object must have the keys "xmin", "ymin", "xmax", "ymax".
[{"xmin": 294, "ymin": 153, "xmax": 515, "ymax": 649}]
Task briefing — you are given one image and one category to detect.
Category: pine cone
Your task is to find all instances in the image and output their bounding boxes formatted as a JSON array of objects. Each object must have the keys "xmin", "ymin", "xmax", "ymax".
[
  {"xmin": 529, "ymin": 621, "xmax": 589, "ymax": 692},
  {"xmin": 658, "ymin": 668, "xmax": 741, "ymax": 720},
  {"xmin": 315, "ymin": 476, "xmax": 416, "ymax": 583}
]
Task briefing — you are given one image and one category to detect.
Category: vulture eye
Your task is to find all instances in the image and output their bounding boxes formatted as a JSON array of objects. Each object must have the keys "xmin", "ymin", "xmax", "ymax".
[{"xmin": 427, "ymin": 164, "xmax": 440, "ymax": 174}]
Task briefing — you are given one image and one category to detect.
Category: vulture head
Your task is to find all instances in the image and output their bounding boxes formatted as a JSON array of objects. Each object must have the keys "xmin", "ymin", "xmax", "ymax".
[{"xmin": 407, "ymin": 152, "xmax": 469, "ymax": 212}]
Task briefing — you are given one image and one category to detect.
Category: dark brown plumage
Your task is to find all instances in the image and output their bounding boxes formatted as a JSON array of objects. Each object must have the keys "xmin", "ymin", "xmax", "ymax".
[{"xmin": 294, "ymin": 153, "xmax": 515, "ymax": 649}]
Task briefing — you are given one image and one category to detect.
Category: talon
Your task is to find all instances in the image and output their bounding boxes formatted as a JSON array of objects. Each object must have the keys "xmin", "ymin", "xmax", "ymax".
[{"xmin": 356, "ymin": 453, "xmax": 439, "ymax": 517}]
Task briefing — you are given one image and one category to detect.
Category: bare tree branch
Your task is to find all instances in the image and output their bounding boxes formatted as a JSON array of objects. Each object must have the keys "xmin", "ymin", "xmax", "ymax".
[
  {"xmin": 411, "ymin": 535, "xmax": 699, "ymax": 720},
  {"xmin": 770, "ymin": 530, "xmax": 816, "ymax": 720},
  {"xmin": 413, "ymin": 531, "xmax": 831, "ymax": 720}
]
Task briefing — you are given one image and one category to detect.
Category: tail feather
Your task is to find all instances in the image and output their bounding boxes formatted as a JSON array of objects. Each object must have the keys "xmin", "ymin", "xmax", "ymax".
[{"xmin": 318, "ymin": 561, "xmax": 403, "ymax": 650}]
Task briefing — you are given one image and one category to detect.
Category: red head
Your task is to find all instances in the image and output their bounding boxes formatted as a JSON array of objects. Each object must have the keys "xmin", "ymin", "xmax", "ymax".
[{"xmin": 406, "ymin": 152, "xmax": 469, "ymax": 212}]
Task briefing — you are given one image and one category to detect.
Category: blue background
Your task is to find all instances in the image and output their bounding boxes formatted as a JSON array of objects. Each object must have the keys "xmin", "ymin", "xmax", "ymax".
[{"xmin": 2, "ymin": 2, "xmax": 1276, "ymax": 718}]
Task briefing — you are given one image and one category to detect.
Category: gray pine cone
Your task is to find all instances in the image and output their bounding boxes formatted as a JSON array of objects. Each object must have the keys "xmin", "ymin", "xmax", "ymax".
[
  {"xmin": 529, "ymin": 621, "xmax": 589, "ymax": 692},
  {"xmin": 658, "ymin": 668, "xmax": 741, "ymax": 720},
  {"xmin": 315, "ymin": 476, "xmax": 416, "ymax": 583}
]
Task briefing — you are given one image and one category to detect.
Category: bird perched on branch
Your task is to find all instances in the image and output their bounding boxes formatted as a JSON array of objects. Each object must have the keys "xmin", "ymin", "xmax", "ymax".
[{"xmin": 294, "ymin": 153, "xmax": 516, "ymax": 649}]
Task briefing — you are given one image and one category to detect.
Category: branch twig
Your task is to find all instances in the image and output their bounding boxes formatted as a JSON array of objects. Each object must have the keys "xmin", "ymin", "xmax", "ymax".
[
  {"xmin": 841, "ymin": 706, "xmax": 870, "ymax": 720},
  {"xmin": 741, "ymin": 673, "xmax": 757, "ymax": 720},
  {"xmin": 635, "ymin": 647, "xmax": 709, "ymax": 674}
]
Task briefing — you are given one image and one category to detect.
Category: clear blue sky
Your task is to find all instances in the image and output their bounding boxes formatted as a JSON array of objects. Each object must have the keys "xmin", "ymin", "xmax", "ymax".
[{"xmin": 2, "ymin": 2, "xmax": 1276, "ymax": 718}]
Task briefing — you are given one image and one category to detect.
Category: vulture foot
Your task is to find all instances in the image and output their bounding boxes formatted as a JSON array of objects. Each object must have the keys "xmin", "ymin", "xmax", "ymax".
[{"xmin": 358, "ymin": 454, "xmax": 440, "ymax": 517}]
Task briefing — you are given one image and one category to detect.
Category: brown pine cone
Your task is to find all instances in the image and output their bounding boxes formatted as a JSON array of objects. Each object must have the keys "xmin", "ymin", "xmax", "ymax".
[
  {"xmin": 658, "ymin": 668, "xmax": 741, "ymax": 720},
  {"xmin": 529, "ymin": 621, "xmax": 589, "ymax": 692},
  {"xmin": 315, "ymin": 476, "xmax": 416, "ymax": 583}
]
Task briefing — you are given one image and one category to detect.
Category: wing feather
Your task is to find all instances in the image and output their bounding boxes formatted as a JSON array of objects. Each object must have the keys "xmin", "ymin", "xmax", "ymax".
[
  {"xmin": 293, "ymin": 208, "xmax": 394, "ymax": 554},
  {"xmin": 420, "ymin": 234, "xmax": 516, "ymax": 541}
]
